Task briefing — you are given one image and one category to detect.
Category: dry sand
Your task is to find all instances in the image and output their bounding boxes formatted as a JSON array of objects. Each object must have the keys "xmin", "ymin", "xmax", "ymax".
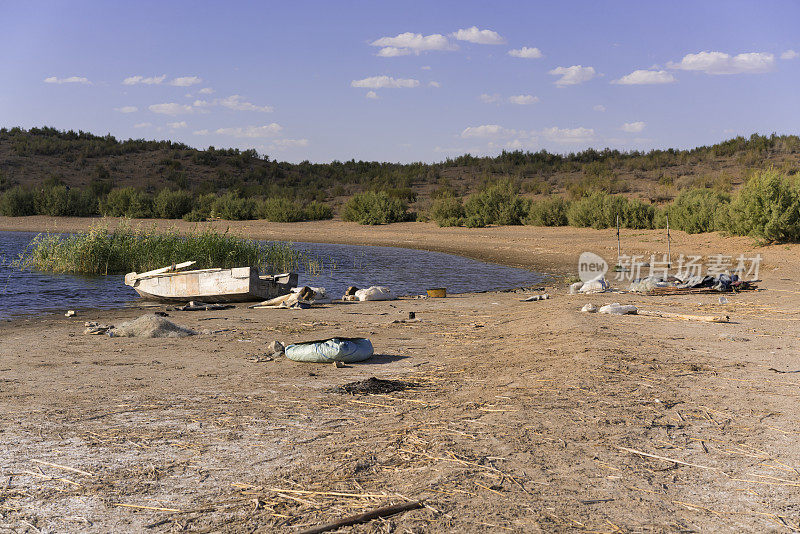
[{"xmin": 2, "ymin": 216, "xmax": 800, "ymax": 532}]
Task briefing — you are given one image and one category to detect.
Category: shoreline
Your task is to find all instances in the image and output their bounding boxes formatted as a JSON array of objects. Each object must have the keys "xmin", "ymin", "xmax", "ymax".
[{"xmin": 0, "ymin": 215, "xmax": 789, "ymax": 280}]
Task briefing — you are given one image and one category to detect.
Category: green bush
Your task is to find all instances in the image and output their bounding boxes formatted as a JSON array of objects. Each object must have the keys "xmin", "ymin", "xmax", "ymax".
[
  {"xmin": 430, "ymin": 196, "xmax": 465, "ymax": 226},
  {"xmin": 727, "ymin": 169, "xmax": 800, "ymax": 242},
  {"xmin": 0, "ymin": 186, "xmax": 36, "ymax": 216},
  {"xmin": 303, "ymin": 200, "xmax": 333, "ymax": 221},
  {"xmin": 34, "ymin": 185, "xmax": 98, "ymax": 216},
  {"xmin": 342, "ymin": 191, "xmax": 408, "ymax": 225},
  {"xmin": 665, "ymin": 189, "xmax": 730, "ymax": 233},
  {"xmin": 153, "ymin": 189, "xmax": 194, "ymax": 219},
  {"xmin": 101, "ymin": 188, "xmax": 153, "ymax": 218},
  {"xmin": 525, "ymin": 196, "xmax": 569, "ymax": 226},
  {"xmin": 212, "ymin": 192, "xmax": 258, "ymax": 220},
  {"xmin": 259, "ymin": 198, "xmax": 306, "ymax": 222},
  {"xmin": 463, "ymin": 182, "xmax": 530, "ymax": 227},
  {"xmin": 567, "ymin": 193, "xmax": 655, "ymax": 229}
]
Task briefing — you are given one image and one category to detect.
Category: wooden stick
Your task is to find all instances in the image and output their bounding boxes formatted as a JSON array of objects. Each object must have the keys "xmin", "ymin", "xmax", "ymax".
[
  {"xmin": 112, "ymin": 503, "xmax": 184, "ymax": 512},
  {"xmin": 297, "ymin": 500, "xmax": 425, "ymax": 534},
  {"xmin": 617, "ymin": 446, "xmax": 721, "ymax": 471},
  {"xmin": 30, "ymin": 459, "xmax": 94, "ymax": 477},
  {"xmin": 637, "ymin": 310, "xmax": 730, "ymax": 323}
]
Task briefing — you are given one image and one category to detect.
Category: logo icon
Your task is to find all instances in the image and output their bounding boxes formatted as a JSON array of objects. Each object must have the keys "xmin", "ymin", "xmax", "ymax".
[{"xmin": 578, "ymin": 252, "xmax": 608, "ymax": 283}]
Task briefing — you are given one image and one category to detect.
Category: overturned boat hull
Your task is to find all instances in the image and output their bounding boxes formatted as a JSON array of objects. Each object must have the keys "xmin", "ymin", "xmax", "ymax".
[{"xmin": 125, "ymin": 267, "xmax": 298, "ymax": 303}]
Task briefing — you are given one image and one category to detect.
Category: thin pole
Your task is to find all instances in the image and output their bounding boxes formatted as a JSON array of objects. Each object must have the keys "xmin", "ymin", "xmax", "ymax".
[
  {"xmin": 616, "ymin": 214, "xmax": 621, "ymax": 267},
  {"xmin": 666, "ymin": 214, "xmax": 671, "ymax": 269}
]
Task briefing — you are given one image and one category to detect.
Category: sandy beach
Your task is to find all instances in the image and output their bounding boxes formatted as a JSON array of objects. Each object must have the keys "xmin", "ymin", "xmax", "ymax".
[{"xmin": 2, "ymin": 217, "xmax": 800, "ymax": 532}]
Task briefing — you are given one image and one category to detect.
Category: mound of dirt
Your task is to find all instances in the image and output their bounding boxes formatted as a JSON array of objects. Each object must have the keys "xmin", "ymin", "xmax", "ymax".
[
  {"xmin": 112, "ymin": 314, "xmax": 196, "ymax": 338},
  {"xmin": 332, "ymin": 377, "xmax": 418, "ymax": 395}
]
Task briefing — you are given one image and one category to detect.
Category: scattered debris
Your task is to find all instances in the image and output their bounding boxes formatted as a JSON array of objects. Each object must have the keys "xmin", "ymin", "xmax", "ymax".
[
  {"xmin": 332, "ymin": 377, "xmax": 418, "ymax": 395},
  {"xmin": 426, "ymin": 287, "xmax": 447, "ymax": 298},
  {"xmin": 112, "ymin": 314, "xmax": 196, "ymax": 338},
  {"xmin": 343, "ymin": 286, "xmax": 394, "ymax": 302},
  {"xmin": 251, "ymin": 287, "xmax": 315, "ymax": 309},
  {"xmin": 571, "ymin": 279, "xmax": 610, "ymax": 294},
  {"xmin": 629, "ymin": 274, "xmax": 758, "ymax": 294},
  {"xmin": 599, "ymin": 303, "xmax": 638, "ymax": 315},
  {"xmin": 248, "ymin": 354, "xmax": 274, "ymax": 363},
  {"xmin": 65, "ymin": 310, "xmax": 76, "ymax": 317},
  {"xmin": 266, "ymin": 340, "xmax": 285, "ymax": 356},
  {"xmin": 388, "ymin": 318, "xmax": 421, "ymax": 325},
  {"xmin": 84, "ymin": 322, "xmax": 113, "ymax": 335},
  {"xmin": 171, "ymin": 301, "xmax": 234, "ymax": 311},
  {"xmin": 581, "ymin": 303, "xmax": 598, "ymax": 313},
  {"xmin": 521, "ymin": 293, "xmax": 549, "ymax": 302},
  {"xmin": 292, "ymin": 286, "xmax": 331, "ymax": 303},
  {"xmin": 333, "ymin": 361, "xmax": 345, "ymax": 368}
]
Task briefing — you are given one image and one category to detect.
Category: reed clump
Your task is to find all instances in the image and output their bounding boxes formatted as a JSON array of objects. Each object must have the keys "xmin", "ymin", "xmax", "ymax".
[{"xmin": 15, "ymin": 223, "xmax": 305, "ymax": 275}]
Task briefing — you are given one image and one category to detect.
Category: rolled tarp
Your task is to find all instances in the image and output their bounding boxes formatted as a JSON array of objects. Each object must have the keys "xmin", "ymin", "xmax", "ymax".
[{"xmin": 284, "ymin": 337, "xmax": 374, "ymax": 363}]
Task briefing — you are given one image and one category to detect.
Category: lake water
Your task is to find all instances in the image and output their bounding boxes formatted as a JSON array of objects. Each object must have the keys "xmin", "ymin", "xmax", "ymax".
[{"xmin": 0, "ymin": 231, "xmax": 543, "ymax": 320}]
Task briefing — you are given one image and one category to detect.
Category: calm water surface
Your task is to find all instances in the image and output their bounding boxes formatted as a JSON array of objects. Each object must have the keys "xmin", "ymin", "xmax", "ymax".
[{"xmin": 0, "ymin": 231, "xmax": 543, "ymax": 320}]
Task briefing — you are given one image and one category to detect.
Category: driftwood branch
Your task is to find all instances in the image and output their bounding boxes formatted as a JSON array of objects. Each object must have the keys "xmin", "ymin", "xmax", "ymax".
[
  {"xmin": 298, "ymin": 499, "xmax": 425, "ymax": 534},
  {"xmin": 637, "ymin": 310, "xmax": 730, "ymax": 323}
]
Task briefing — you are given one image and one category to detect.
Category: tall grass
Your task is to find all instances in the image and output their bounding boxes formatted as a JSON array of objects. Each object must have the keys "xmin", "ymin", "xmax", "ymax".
[{"xmin": 15, "ymin": 223, "xmax": 305, "ymax": 275}]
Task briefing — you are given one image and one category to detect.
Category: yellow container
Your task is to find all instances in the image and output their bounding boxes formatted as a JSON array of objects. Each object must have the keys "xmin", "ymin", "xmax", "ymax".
[{"xmin": 427, "ymin": 288, "xmax": 447, "ymax": 298}]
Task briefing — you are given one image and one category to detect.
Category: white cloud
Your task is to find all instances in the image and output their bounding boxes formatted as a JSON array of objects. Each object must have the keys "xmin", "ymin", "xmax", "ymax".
[
  {"xmin": 366, "ymin": 90, "xmax": 379, "ymax": 99},
  {"xmin": 269, "ymin": 138, "xmax": 309, "ymax": 150},
  {"xmin": 193, "ymin": 129, "xmax": 210, "ymax": 135},
  {"xmin": 429, "ymin": 81, "xmax": 441, "ymax": 88},
  {"xmin": 351, "ymin": 76, "xmax": 420, "ymax": 89},
  {"xmin": 421, "ymin": 65, "xmax": 432, "ymax": 70},
  {"xmin": 370, "ymin": 32, "xmax": 456, "ymax": 57},
  {"xmin": 149, "ymin": 102, "xmax": 194, "ymax": 115},
  {"xmin": 612, "ymin": 69, "xmax": 676, "ymax": 85},
  {"xmin": 480, "ymin": 93, "xmax": 501, "ymax": 104},
  {"xmin": 123, "ymin": 75, "xmax": 166, "ymax": 85},
  {"xmin": 198, "ymin": 87, "xmax": 215, "ymax": 94},
  {"xmin": 377, "ymin": 47, "xmax": 412, "ymax": 57},
  {"xmin": 133, "ymin": 122, "xmax": 152, "ymax": 128},
  {"xmin": 508, "ymin": 47, "xmax": 543, "ymax": 59},
  {"xmin": 507, "ymin": 94, "xmax": 540, "ymax": 105},
  {"xmin": 451, "ymin": 26, "xmax": 505, "ymax": 45},
  {"xmin": 214, "ymin": 124, "xmax": 283, "ymax": 138},
  {"xmin": 621, "ymin": 121, "xmax": 646, "ymax": 133},
  {"xmin": 668, "ymin": 51, "xmax": 775, "ymax": 74},
  {"xmin": 549, "ymin": 65, "xmax": 596, "ymax": 86},
  {"xmin": 114, "ymin": 106, "xmax": 138, "ymax": 113},
  {"xmin": 461, "ymin": 125, "xmax": 516, "ymax": 139},
  {"xmin": 44, "ymin": 76, "xmax": 91, "ymax": 84},
  {"xmin": 219, "ymin": 95, "xmax": 273, "ymax": 112},
  {"xmin": 781, "ymin": 49, "xmax": 799, "ymax": 60},
  {"xmin": 541, "ymin": 126, "xmax": 595, "ymax": 143},
  {"xmin": 593, "ymin": 104, "xmax": 606, "ymax": 112},
  {"xmin": 167, "ymin": 121, "xmax": 188, "ymax": 129},
  {"xmin": 169, "ymin": 76, "xmax": 202, "ymax": 87}
]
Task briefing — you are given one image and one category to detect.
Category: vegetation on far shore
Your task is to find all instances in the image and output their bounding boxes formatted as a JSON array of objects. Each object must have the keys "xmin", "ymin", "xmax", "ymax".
[
  {"xmin": 1, "ymin": 126, "xmax": 800, "ymax": 241},
  {"xmin": 14, "ymin": 224, "xmax": 305, "ymax": 275}
]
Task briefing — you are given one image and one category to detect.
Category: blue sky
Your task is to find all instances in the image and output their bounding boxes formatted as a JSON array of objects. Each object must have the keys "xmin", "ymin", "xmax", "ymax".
[{"xmin": 1, "ymin": 0, "xmax": 798, "ymax": 163}]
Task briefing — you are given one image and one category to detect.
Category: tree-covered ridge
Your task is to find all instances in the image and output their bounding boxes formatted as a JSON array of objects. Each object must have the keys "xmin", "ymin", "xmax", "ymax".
[{"xmin": 1, "ymin": 126, "xmax": 798, "ymax": 209}]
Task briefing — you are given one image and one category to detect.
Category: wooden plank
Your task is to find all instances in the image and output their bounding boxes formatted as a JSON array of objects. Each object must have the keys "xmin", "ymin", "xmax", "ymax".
[{"xmin": 130, "ymin": 261, "xmax": 196, "ymax": 281}]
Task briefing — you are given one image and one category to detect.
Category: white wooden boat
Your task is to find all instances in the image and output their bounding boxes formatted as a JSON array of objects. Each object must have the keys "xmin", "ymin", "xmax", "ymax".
[{"xmin": 124, "ymin": 262, "xmax": 298, "ymax": 303}]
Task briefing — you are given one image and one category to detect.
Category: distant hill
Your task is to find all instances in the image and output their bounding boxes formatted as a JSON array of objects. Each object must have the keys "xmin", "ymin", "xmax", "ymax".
[{"xmin": 1, "ymin": 126, "xmax": 799, "ymax": 209}]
